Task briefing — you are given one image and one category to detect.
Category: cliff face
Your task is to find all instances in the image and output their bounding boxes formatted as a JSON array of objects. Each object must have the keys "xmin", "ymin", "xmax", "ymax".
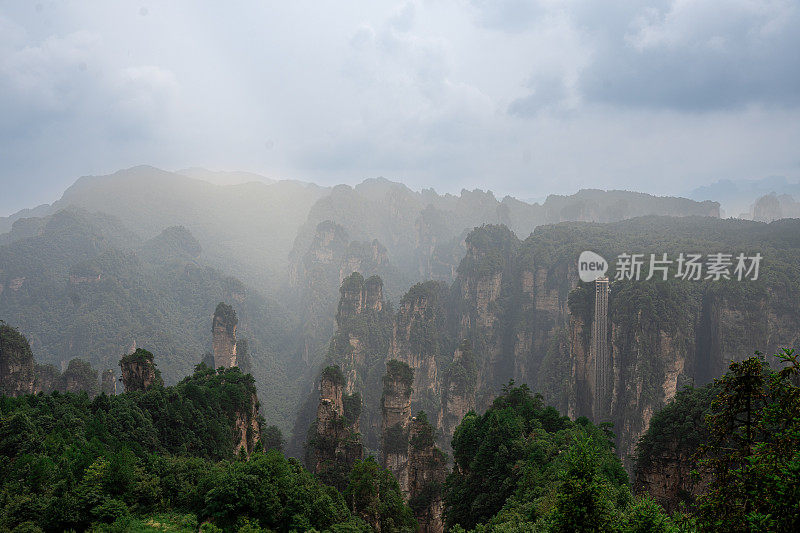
[
  {"xmin": 438, "ymin": 340, "xmax": 477, "ymax": 449},
  {"xmin": 298, "ymin": 218, "xmax": 800, "ymax": 487},
  {"xmin": 381, "ymin": 360, "xmax": 414, "ymax": 493},
  {"xmin": 212, "ymin": 302, "xmax": 238, "ymax": 369},
  {"xmin": 119, "ymin": 348, "xmax": 162, "ymax": 392},
  {"xmin": 407, "ymin": 416, "xmax": 447, "ymax": 533},
  {"xmin": 33, "ymin": 363, "xmax": 59, "ymax": 394},
  {"xmin": 58, "ymin": 358, "xmax": 100, "ymax": 395},
  {"xmin": 0, "ymin": 324, "xmax": 36, "ymax": 397},
  {"xmin": 309, "ymin": 366, "xmax": 363, "ymax": 490},
  {"xmin": 381, "ymin": 360, "xmax": 446, "ymax": 533},
  {"xmin": 565, "ymin": 278, "xmax": 800, "ymax": 473},
  {"xmin": 1, "ymin": 325, "xmax": 106, "ymax": 397},
  {"xmin": 632, "ymin": 382, "xmax": 717, "ymax": 512},
  {"xmin": 634, "ymin": 443, "xmax": 706, "ymax": 513},
  {"xmin": 391, "ymin": 281, "xmax": 450, "ymax": 419},
  {"xmin": 101, "ymin": 369, "xmax": 117, "ymax": 395},
  {"xmin": 289, "ymin": 220, "xmax": 397, "ymax": 368},
  {"xmin": 607, "ymin": 283, "xmax": 697, "ymax": 471},
  {"xmin": 452, "ymin": 225, "xmax": 520, "ymax": 411},
  {"xmin": 234, "ymin": 390, "xmax": 263, "ymax": 456},
  {"xmin": 326, "ymin": 272, "xmax": 393, "ymax": 449},
  {"xmin": 437, "ymin": 219, "xmax": 800, "ymax": 478}
]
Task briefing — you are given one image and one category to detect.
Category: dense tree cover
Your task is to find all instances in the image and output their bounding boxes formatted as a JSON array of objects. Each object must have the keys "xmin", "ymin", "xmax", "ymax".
[
  {"xmin": 445, "ymin": 350, "xmax": 800, "ymax": 532},
  {"xmin": 344, "ymin": 457, "xmax": 417, "ymax": 532},
  {"xmin": 692, "ymin": 349, "xmax": 800, "ymax": 532},
  {"xmin": 634, "ymin": 382, "xmax": 717, "ymax": 465},
  {"xmin": 213, "ymin": 303, "xmax": 238, "ymax": 335},
  {"xmin": 631, "ymin": 349, "xmax": 800, "ymax": 531},
  {"xmin": 444, "ymin": 383, "xmax": 680, "ymax": 532},
  {"xmin": 0, "ymin": 362, "xmax": 409, "ymax": 532}
]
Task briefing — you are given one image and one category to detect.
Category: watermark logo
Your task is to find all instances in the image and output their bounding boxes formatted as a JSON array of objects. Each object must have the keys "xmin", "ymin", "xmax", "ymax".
[
  {"xmin": 578, "ymin": 251, "xmax": 608, "ymax": 282},
  {"xmin": 579, "ymin": 251, "xmax": 763, "ymax": 282}
]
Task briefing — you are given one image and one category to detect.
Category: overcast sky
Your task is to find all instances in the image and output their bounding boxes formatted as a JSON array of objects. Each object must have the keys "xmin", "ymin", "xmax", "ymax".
[{"xmin": 1, "ymin": 0, "xmax": 799, "ymax": 215}]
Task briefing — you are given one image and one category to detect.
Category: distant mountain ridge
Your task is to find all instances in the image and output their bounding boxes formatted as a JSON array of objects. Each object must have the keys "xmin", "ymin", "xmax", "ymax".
[
  {"xmin": 687, "ymin": 175, "xmax": 800, "ymax": 218},
  {"xmin": 2, "ymin": 166, "xmax": 719, "ymax": 293}
]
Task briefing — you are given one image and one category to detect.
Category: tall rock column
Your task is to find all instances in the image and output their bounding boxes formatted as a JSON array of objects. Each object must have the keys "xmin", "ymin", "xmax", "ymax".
[
  {"xmin": 381, "ymin": 360, "xmax": 447, "ymax": 533},
  {"xmin": 381, "ymin": 360, "xmax": 414, "ymax": 493},
  {"xmin": 212, "ymin": 302, "xmax": 238, "ymax": 369},
  {"xmin": 391, "ymin": 281, "xmax": 450, "ymax": 420},
  {"xmin": 438, "ymin": 340, "xmax": 477, "ymax": 450},
  {"xmin": 119, "ymin": 348, "xmax": 162, "ymax": 392},
  {"xmin": 327, "ymin": 272, "xmax": 392, "ymax": 450},
  {"xmin": 309, "ymin": 365, "xmax": 363, "ymax": 491},
  {"xmin": 407, "ymin": 415, "xmax": 447, "ymax": 533}
]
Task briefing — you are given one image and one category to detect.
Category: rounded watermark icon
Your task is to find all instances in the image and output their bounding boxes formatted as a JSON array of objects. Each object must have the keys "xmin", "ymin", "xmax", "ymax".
[{"xmin": 578, "ymin": 251, "xmax": 608, "ymax": 282}]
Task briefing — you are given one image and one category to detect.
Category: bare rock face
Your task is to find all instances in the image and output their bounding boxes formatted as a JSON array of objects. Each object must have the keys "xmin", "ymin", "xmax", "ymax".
[
  {"xmin": 438, "ymin": 341, "xmax": 477, "ymax": 450},
  {"xmin": 212, "ymin": 302, "xmax": 238, "ymax": 369},
  {"xmin": 33, "ymin": 363, "xmax": 59, "ymax": 394},
  {"xmin": 337, "ymin": 274, "xmax": 387, "ymax": 394},
  {"xmin": 634, "ymin": 444, "xmax": 706, "ymax": 513},
  {"xmin": 101, "ymin": 369, "xmax": 117, "ymax": 395},
  {"xmin": 234, "ymin": 390, "xmax": 263, "ymax": 456},
  {"xmin": 1, "ymin": 324, "xmax": 102, "ymax": 397},
  {"xmin": 407, "ymin": 416, "xmax": 447, "ymax": 533},
  {"xmin": 381, "ymin": 360, "xmax": 414, "ymax": 493},
  {"xmin": 567, "ymin": 314, "xmax": 592, "ymax": 419},
  {"xmin": 290, "ymin": 221, "xmax": 392, "ymax": 368},
  {"xmin": 309, "ymin": 365, "xmax": 363, "ymax": 490},
  {"xmin": 0, "ymin": 323, "xmax": 36, "ymax": 397},
  {"xmin": 119, "ymin": 348, "xmax": 162, "ymax": 392},
  {"xmin": 337, "ymin": 272, "xmax": 385, "ymax": 324},
  {"xmin": 381, "ymin": 360, "xmax": 446, "ymax": 533},
  {"xmin": 58, "ymin": 359, "xmax": 99, "ymax": 395}
]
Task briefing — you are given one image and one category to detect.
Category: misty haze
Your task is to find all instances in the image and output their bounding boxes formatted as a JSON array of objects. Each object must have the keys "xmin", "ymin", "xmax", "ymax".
[{"xmin": 1, "ymin": 2, "xmax": 799, "ymax": 533}]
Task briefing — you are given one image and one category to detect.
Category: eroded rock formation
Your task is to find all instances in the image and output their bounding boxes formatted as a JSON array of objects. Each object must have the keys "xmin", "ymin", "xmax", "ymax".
[
  {"xmin": 119, "ymin": 348, "xmax": 162, "ymax": 392},
  {"xmin": 438, "ymin": 340, "xmax": 477, "ymax": 449},
  {"xmin": 212, "ymin": 302, "xmax": 238, "ymax": 369},
  {"xmin": 234, "ymin": 388, "xmax": 263, "ymax": 457},
  {"xmin": 634, "ymin": 444, "xmax": 706, "ymax": 513},
  {"xmin": 0, "ymin": 323, "xmax": 36, "ymax": 397},
  {"xmin": 391, "ymin": 281, "xmax": 450, "ymax": 418},
  {"xmin": 381, "ymin": 360, "xmax": 414, "ymax": 492},
  {"xmin": 308, "ymin": 365, "xmax": 363, "ymax": 490},
  {"xmin": 407, "ymin": 415, "xmax": 447, "ymax": 533},
  {"xmin": 330, "ymin": 272, "xmax": 392, "ymax": 449},
  {"xmin": 381, "ymin": 360, "xmax": 446, "ymax": 533},
  {"xmin": 101, "ymin": 369, "xmax": 117, "ymax": 395},
  {"xmin": 289, "ymin": 220, "xmax": 394, "ymax": 368},
  {"xmin": 1, "ymin": 324, "xmax": 104, "ymax": 397}
]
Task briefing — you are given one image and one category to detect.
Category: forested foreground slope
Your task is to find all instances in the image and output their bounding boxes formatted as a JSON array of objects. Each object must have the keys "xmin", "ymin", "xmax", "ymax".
[{"xmin": 3, "ymin": 346, "xmax": 796, "ymax": 532}]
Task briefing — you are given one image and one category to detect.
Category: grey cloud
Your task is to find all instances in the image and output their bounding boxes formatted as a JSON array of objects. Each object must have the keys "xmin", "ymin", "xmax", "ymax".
[
  {"xmin": 468, "ymin": 0, "xmax": 545, "ymax": 32},
  {"xmin": 503, "ymin": 1, "xmax": 800, "ymax": 111},
  {"xmin": 508, "ymin": 76, "xmax": 570, "ymax": 116},
  {"xmin": 0, "ymin": 0, "xmax": 799, "ymax": 217},
  {"xmin": 575, "ymin": 0, "xmax": 800, "ymax": 110}
]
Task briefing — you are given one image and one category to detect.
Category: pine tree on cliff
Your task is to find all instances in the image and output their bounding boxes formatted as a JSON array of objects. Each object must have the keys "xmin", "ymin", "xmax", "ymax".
[{"xmin": 694, "ymin": 350, "xmax": 800, "ymax": 532}]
